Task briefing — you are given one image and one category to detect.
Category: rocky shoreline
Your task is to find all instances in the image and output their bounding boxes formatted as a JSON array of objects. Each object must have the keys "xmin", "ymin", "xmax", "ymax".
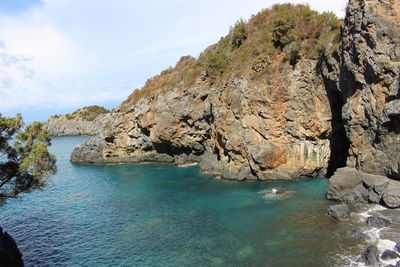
[
  {"xmin": 67, "ymin": 0, "xmax": 400, "ymax": 187},
  {"xmin": 327, "ymin": 203, "xmax": 400, "ymax": 267}
]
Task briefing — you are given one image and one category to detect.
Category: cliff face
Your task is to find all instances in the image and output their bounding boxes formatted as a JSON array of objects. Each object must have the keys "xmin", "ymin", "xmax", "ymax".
[
  {"xmin": 71, "ymin": 0, "xmax": 400, "ymax": 183},
  {"xmin": 340, "ymin": 0, "xmax": 400, "ymax": 179},
  {"xmin": 43, "ymin": 116, "xmax": 104, "ymax": 136},
  {"xmin": 43, "ymin": 106, "xmax": 109, "ymax": 137},
  {"xmin": 72, "ymin": 58, "xmax": 337, "ymax": 180}
]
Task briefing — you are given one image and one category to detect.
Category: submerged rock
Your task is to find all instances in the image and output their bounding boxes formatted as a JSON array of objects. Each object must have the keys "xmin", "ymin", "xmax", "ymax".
[
  {"xmin": 346, "ymin": 229, "xmax": 367, "ymax": 241},
  {"xmin": 327, "ymin": 204, "xmax": 351, "ymax": 220},
  {"xmin": 367, "ymin": 216, "xmax": 391, "ymax": 228},
  {"xmin": 272, "ymin": 187, "xmax": 286, "ymax": 195},
  {"xmin": 0, "ymin": 227, "xmax": 23, "ymax": 267},
  {"xmin": 381, "ymin": 250, "xmax": 400, "ymax": 261},
  {"xmin": 358, "ymin": 246, "xmax": 380, "ymax": 266}
]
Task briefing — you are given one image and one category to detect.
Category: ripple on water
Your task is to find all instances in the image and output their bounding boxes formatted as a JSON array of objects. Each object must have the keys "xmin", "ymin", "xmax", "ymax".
[{"xmin": 0, "ymin": 137, "xmax": 360, "ymax": 266}]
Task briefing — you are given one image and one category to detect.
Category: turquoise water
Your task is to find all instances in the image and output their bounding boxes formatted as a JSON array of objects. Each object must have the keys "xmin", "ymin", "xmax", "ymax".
[{"xmin": 1, "ymin": 137, "xmax": 348, "ymax": 266}]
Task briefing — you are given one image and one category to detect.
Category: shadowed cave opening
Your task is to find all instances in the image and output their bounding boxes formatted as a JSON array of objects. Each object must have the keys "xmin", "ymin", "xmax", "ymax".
[{"xmin": 320, "ymin": 56, "xmax": 351, "ymax": 177}]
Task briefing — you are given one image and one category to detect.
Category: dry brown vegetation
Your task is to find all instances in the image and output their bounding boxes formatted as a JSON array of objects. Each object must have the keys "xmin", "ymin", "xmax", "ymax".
[{"xmin": 120, "ymin": 4, "xmax": 342, "ymax": 109}]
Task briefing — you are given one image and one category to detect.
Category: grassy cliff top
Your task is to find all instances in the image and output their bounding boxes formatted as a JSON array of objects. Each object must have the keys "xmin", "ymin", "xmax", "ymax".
[
  {"xmin": 52, "ymin": 105, "xmax": 109, "ymax": 121},
  {"xmin": 120, "ymin": 4, "xmax": 342, "ymax": 109}
]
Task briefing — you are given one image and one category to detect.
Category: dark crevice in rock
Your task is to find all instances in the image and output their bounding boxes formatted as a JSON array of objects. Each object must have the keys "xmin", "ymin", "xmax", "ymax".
[
  {"xmin": 153, "ymin": 141, "xmax": 193, "ymax": 157},
  {"xmin": 104, "ymin": 136, "xmax": 115, "ymax": 143},
  {"xmin": 139, "ymin": 127, "xmax": 150, "ymax": 137},
  {"xmin": 319, "ymin": 53, "xmax": 350, "ymax": 177},
  {"xmin": 382, "ymin": 115, "xmax": 400, "ymax": 134}
]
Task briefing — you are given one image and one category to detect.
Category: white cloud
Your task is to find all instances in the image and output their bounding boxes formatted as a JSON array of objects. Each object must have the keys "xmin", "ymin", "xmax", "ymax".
[{"xmin": 0, "ymin": 0, "xmax": 348, "ymax": 117}]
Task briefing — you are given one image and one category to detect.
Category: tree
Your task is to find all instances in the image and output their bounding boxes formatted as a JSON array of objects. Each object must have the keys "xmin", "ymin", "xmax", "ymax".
[
  {"xmin": 0, "ymin": 114, "xmax": 56, "ymax": 201},
  {"xmin": 205, "ymin": 53, "xmax": 228, "ymax": 84},
  {"xmin": 231, "ymin": 19, "xmax": 247, "ymax": 49},
  {"xmin": 272, "ymin": 9, "xmax": 295, "ymax": 50}
]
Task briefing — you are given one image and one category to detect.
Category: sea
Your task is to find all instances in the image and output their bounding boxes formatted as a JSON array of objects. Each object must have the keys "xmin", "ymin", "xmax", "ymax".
[{"xmin": 0, "ymin": 137, "xmax": 373, "ymax": 266}]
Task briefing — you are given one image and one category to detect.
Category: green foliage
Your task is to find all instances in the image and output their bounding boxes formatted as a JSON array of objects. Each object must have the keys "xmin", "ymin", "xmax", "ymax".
[
  {"xmin": 252, "ymin": 55, "xmax": 271, "ymax": 72},
  {"xmin": 272, "ymin": 6, "xmax": 295, "ymax": 50},
  {"xmin": 0, "ymin": 114, "xmax": 56, "ymax": 201},
  {"xmin": 205, "ymin": 53, "xmax": 228, "ymax": 84},
  {"xmin": 65, "ymin": 114, "xmax": 75, "ymax": 120},
  {"xmin": 120, "ymin": 4, "xmax": 343, "ymax": 108},
  {"xmin": 66, "ymin": 105, "xmax": 109, "ymax": 121},
  {"xmin": 231, "ymin": 19, "xmax": 248, "ymax": 49}
]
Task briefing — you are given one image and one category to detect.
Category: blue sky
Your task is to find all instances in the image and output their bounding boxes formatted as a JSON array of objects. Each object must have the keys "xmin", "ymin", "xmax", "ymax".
[{"xmin": 0, "ymin": 0, "xmax": 348, "ymax": 122}]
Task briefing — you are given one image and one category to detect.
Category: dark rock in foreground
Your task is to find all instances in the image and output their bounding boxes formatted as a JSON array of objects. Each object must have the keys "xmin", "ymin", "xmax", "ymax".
[
  {"xmin": 327, "ymin": 204, "xmax": 351, "ymax": 220},
  {"xmin": 367, "ymin": 216, "xmax": 391, "ymax": 228},
  {"xmin": 0, "ymin": 227, "xmax": 23, "ymax": 267},
  {"xmin": 327, "ymin": 168, "xmax": 400, "ymax": 208},
  {"xmin": 358, "ymin": 246, "xmax": 380, "ymax": 266},
  {"xmin": 381, "ymin": 250, "xmax": 400, "ymax": 261}
]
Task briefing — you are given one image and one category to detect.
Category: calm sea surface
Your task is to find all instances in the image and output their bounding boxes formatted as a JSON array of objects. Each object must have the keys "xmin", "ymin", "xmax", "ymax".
[{"xmin": 0, "ymin": 137, "xmax": 357, "ymax": 266}]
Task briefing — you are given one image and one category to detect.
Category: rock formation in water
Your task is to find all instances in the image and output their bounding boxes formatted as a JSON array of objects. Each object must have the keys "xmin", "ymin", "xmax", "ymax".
[
  {"xmin": 0, "ymin": 227, "xmax": 24, "ymax": 267},
  {"xmin": 43, "ymin": 105, "xmax": 109, "ymax": 136},
  {"xmin": 69, "ymin": 0, "xmax": 400, "ymax": 189},
  {"xmin": 71, "ymin": 5, "xmax": 344, "ymax": 180}
]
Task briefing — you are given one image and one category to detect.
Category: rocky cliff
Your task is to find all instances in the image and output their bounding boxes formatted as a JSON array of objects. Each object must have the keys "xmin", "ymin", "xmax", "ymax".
[
  {"xmin": 325, "ymin": 0, "xmax": 400, "ymax": 207},
  {"xmin": 73, "ymin": 60, "xmax": 334, "ymax": 180},
  {"xmin": 71, "ymin": 0, "xmax": 400, "ymax": 184},
  {"xmin": 43, "ymin": 106, "xmax": 108, "ymax": 136},
  {"xmin": 339, "ymin": 0, "xmax": 400, "ymax": 179},
  {"xmin": 70, "ymin": 5, "xmax": 344, "ymax": 180}
]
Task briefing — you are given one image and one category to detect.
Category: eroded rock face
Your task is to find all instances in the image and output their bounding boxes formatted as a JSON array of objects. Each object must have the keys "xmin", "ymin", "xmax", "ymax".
[
  {"xmin": 327, "ymin": 167, "xmax": 400, "ymax": 208},
  {"xmin": 43, "ymin": 115, "xmax": 107, "ymax": 137},
  {"xmin": 340, "ymin": 0, "xmax": 400, "ymax": 179},
  {"xmin": 72, "ymin": 59, "xmax": 335, "ymax": 180},
  {"xmin": 71, "ymin": 0, "xmax": 400, "ymax": 183}
]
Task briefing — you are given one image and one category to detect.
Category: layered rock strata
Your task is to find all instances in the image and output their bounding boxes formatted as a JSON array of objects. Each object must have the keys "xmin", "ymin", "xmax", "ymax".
[
  {"xmin": 340, "ymin": 0, "xmax": 400, "ymax": 179},
  {"xmin": 43, "ymin": 115, "xmax": 105, "ymax": 136},
  {"xmin": 72, "ymin": 59, "xmax": 335, "ymax": 180},
  {"xmin": 71, "ymin": 0, "xmax": 400, "ymax": 185}
]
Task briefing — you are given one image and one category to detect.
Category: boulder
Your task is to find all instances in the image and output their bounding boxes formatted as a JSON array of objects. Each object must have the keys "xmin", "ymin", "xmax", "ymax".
[
  {"xmin": 346, "ymin": 229, "xmax": 367, "ymax": 241},
  {"xmin": 358, "ymin": 246, "xmax": 380, "ymax": 266},
  {"xmin": 327, "ymin": 168, "xmax": 400, "ymax": 208},
  {"xmin": 367, "ymin": 216, "xmax": 391, "ymax": 228},
  {"xmin": 395, "ymin": 242, "xmax": 400, "ymax": 253},
  {"xmin": 383, "ymin": 181, "xmax": 400, "ymax": 208},
  {"xmin": 0, "ymin": 227, "xmax": 23, "ymax": 267},
  {"xmin": 272, "ymin": 187, "xmax": 286, "ymax": 195},
  {"xmin": 381, "ymin": 250, "xmax": 400, "ymax": 261},
  {"xmin": 327, "ymin": 204, "xmax": 351, "ymax": 220}
]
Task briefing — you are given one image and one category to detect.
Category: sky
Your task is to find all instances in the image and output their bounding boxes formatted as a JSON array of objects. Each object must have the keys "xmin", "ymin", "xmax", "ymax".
[{"xmin": 0, "ymin": 0, "xmax": 348, "ymax": 122}]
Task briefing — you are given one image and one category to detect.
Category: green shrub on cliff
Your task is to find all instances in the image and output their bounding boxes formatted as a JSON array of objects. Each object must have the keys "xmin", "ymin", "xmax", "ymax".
[
  {"xmin": 66, "ymin": 105, "xmax": 109, "ymax": 121},
  {"xmin": 231, "ymin": 19, "xmax": 248, "ymax": 49},
  {"xmin": 0, "ymin": 114, "xmax": 56, "ymax": 201},
  {"xmin": 272, "ymin": 7, "xmax": 295, "ymax": 50},
  {"xmin": 205, "ymin": 53, "xmax": 228, "ymax": 84},
  {"xmin": 120, "ymin": 4, "xmax": 343, "ymax": 109}
]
